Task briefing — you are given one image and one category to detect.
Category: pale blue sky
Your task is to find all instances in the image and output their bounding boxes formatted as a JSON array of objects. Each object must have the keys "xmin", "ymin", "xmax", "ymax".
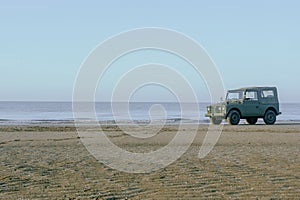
[{"xmin": 1, "ymin": 0, "xmax": 299, "ymax": 102}]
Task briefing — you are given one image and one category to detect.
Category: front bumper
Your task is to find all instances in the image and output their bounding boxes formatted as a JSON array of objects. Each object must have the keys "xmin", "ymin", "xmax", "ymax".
[{"xmin": 205, "ymin": 113, "xmax": 225, "ymax": 118}]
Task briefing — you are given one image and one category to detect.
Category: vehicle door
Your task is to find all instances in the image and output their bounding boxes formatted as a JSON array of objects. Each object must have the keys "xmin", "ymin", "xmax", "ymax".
[{"xmin": 242, "ymin": 90, "xmax": 261, "ymax": 117}]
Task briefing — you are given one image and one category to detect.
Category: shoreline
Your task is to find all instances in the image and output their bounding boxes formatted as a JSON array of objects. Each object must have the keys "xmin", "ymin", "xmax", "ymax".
[{"xmin": 1, "ymin": 118, "xmax": 300, "ymax": 127}]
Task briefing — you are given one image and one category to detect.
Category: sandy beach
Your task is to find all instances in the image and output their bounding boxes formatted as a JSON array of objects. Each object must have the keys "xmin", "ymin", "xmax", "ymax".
[{"xmin": 0, "ymin": 124, "xmax": 299, "ymax": 199}]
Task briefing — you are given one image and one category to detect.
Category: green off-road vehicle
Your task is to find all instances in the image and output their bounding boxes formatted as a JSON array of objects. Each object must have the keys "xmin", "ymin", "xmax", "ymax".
[{"xmin": 205, "ymin": 87, "xmax": 281, "ymax": 125}]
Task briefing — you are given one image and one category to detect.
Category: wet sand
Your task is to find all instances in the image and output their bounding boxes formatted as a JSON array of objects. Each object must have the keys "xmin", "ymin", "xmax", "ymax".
[{"xmin": 0, "ymin": 124, "xmax": 299, "ymax": 199}]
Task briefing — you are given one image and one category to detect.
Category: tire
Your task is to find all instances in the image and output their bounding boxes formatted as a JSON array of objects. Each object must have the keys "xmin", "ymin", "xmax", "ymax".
[
  {"xmin": 227, "ymin": 110, "xmax": 240, "ymax": 125},
  {"xmin": 246, "ymin": 117, "xmax": 258, "ymax": 125},
  {"xmin": 264, "ymin": 110, "xmax": 276, "ymax": 125},
  {"xmin": 211, "ymin": 117, "xmax": 222, "ymax": 125}
]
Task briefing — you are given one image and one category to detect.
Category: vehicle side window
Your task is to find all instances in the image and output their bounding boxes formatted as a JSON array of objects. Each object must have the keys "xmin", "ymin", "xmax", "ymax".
[
  {"xmin": 261, "ymin": 90, "xmax": 274, "ymax": 98},
  {"xmin": 245, "ymin": 91, "xmax": 258, "ymax": 100}
]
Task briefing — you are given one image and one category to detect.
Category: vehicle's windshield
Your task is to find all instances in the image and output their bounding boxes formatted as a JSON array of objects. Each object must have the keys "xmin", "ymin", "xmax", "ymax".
[{"xmin": 226, "ymin": 90, "xmax": 244, "ymax": 100}]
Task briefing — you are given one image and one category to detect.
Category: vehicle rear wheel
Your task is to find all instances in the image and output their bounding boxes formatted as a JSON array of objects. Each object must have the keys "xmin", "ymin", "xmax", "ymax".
[
  {"xmin": 264, "ymin": 110, "xmax": 276, "ymax": 125},
  {"xmin": 246, "ymin": 117, "xmax": 258, "ymax": 125},
  {"xmin": 227, "ymin": 110, "xmax": 240, "ymax": 125},
  {"xmin": 210, "ymin": 117, "xmax": 222, "ymax": 125}
]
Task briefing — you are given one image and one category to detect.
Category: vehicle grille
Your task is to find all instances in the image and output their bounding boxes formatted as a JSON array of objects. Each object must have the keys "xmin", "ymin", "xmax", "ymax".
[{"xmin": 214, "ymin": 106, "xmax": 222, "ymax": 113}]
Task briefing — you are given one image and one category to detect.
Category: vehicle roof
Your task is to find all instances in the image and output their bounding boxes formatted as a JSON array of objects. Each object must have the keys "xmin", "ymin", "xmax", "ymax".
[{"xmin": 228, "ymin": 86, "xmax": 277, "ymax": 92}]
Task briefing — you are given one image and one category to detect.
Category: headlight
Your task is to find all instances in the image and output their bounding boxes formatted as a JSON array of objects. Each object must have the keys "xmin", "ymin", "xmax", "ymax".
[{"xmin": 207, "ymin": 107, "xmax": 210, "ymax": 112}]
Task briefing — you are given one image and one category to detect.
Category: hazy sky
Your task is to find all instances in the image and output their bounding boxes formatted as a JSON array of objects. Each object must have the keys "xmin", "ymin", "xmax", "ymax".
[{"xmin": 1, "ymin": 1, "xmax": 299, "ymax": 102}]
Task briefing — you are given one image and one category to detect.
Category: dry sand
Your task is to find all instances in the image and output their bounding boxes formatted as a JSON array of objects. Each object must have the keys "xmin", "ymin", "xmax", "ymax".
[{"xmin": 0, "ymin": 124, "xmax": 299, "ymax": 199}]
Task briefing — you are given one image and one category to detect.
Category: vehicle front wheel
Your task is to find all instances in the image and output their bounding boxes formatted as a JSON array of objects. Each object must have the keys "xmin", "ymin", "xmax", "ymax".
[
  {"xmin": 227, "ymin": 110, "xmax": 240, "ymax": 125},
  {"xmin": 246, "ymin": 117, "xmax": 258, "ymax": 125},
  {"xmin": 211, "ymin": 117, "xmax": 222, "ymax": 125},
  {"xmin": 264, "ymin": 110, "xmax": 276, "ymax": 125}
]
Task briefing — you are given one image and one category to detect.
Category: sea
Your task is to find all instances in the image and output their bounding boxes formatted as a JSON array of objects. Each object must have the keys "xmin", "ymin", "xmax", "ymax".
[{"xmin": 0, "ymin": 101, "xmax": 299, "ymax": 125}]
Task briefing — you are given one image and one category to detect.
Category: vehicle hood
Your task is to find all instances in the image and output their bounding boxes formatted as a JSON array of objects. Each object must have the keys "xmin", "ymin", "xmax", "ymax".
[{"xmin": 208, "ymin": 102, "xmax": 225, "ymax": 107}]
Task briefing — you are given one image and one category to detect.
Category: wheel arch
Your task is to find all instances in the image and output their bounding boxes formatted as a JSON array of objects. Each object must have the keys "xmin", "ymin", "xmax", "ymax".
[
  {"xmin": 264, "ymin": 107, "xmax": 278, "ymax": 115},
  {"xmin": 226, "ymin": 108, "xmax": 242, "ymax": 118}
]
